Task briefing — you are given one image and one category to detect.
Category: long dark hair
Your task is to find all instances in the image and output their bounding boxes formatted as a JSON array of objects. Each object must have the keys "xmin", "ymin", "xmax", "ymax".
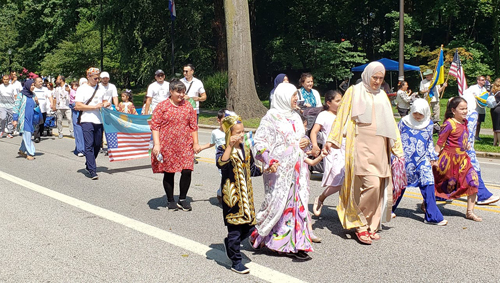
[
  {"xmin": 323, "ymin": 90, "xmax": 342, "ymax": 111},
  {"xmin": 398, "ymin": 81, "xmax": 407, "ymax": 90},
  {"xmin": 444, "ymin": 97, "xmax": 467, "ymax": 120}
]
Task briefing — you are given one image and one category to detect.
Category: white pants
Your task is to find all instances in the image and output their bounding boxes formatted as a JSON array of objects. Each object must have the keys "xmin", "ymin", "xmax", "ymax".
[{"xmin": 57, "ymin": 109, "xmax": 73, "ymax": 134}]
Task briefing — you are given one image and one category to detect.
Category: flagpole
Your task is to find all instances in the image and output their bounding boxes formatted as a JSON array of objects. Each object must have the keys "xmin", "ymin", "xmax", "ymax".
[{"xmin": 171, "ymin": 19, "xmax": 175, "ymax": 77}]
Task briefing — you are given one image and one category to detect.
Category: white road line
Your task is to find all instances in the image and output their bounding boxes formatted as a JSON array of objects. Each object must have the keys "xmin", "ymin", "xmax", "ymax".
[{"xmin": 0, "ymin": 170, "xmax": 304, "ymax": 283}]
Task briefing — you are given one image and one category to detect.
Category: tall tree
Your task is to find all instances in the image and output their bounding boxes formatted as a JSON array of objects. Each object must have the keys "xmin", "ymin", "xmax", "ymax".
[{"xmin": 224, "ymin": 0, "xmax": 267, "ymax": 119}]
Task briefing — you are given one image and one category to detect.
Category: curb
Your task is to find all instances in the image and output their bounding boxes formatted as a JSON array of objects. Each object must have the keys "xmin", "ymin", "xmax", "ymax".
[{"xmin": 475, "ymin": 151, "xmax": 500, "ymax": 159}]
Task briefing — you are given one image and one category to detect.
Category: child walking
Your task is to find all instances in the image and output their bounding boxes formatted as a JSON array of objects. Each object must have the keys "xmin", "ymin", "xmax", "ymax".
[
  {"xmin": 199, "ymin": 109, "xmax": 227, "ymax": 204},
  {"xmin": 433, "ymin": 97, "xmax": 481, "ymax": 221},
  {"xmin": 217, "ymin": 112, "xmax": 264, "ymax": 274},
  {"xmin": 309, "ymin": 90, "xmax": 345, "ymax": 217},
  {"xmin": 117, "ymin": 89, "xmax": 138, "ymax": 115},
  {"xmin": 392, "ymin": 99, "xmax": 447, "ymax": 225}
]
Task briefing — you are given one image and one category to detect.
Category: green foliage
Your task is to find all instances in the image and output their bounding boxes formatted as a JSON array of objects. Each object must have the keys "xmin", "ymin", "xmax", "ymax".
[
  {"xmin": 201, "ymin": 72, "xmax": 228, "ymax": 110},
  {"xmin": 380, "ymin": 12, "xmax": 421, "ymax": 60}
]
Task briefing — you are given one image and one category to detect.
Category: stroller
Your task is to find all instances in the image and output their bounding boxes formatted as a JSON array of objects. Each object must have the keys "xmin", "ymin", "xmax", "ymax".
[{"xmin": 43, "ymin": 110, "xmax": 56, "ymax": 136}]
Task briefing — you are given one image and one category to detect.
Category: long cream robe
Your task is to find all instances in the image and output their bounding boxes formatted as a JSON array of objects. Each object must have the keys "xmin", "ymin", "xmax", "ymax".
[{"xmin": 327, "ymin": 85, "xmax": 403, "ymax": 230}]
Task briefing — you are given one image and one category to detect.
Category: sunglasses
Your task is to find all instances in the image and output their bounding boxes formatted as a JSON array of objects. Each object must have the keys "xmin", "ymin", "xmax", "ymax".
[{"xmin": 183, "ymin": 70, "xmax": 189, "ymax": 73}]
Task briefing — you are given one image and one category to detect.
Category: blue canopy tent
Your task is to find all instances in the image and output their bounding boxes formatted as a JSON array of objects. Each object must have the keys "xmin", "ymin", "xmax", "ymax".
[{"xmin": 351, "ymin": 58, "xmax": 420, "ymax": 72}]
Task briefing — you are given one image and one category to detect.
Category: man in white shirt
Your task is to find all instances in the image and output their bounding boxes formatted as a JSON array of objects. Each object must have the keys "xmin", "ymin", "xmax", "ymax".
[
  {"xmin": 33, "ymin": 77, "xmax": 54, "ymax": 143},
  {"xmin": 99, "ymin": 72, "xmax": 119, "ymax": 109},
  {"xmin": 0, "ymin": 75, "xmax": 16, "ymax": 138},
  {"xmin": 53, "ymin": 75, "xmax": 73, "ymax": 139},
  {"xmin": 419, "ymin": 68, "xmax": 447, "ymax": 122},
  {"xmin": 9, "ymin": 71, "xmax": 23, "ymax": 94},
  {"xmin": 143, "ymin": 69, "xmax": 169, "ymax": 115},
  {"xmin": 465, "ymin": 76, "xmax": 487, "ymax": 140},
  {"xmin": 75, "ymin": 67, "xmax": 110, "ymax": 180},
  {"xmin": 181, "ymin": 64, "xmax": 207, "ymax": 121}
]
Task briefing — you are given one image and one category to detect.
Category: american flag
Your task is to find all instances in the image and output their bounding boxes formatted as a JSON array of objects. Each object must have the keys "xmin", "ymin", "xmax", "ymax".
[
  {"xmin": 106, "ymin": 132, "xmax": 152, "ymax": 162},
  {"xmin": 449, "ymin": 50, "xmax": 468, "ymax": 96}
]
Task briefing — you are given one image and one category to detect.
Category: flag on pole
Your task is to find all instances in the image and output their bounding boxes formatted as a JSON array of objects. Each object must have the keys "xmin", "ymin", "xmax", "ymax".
[
  {"xmin": 101, "ymin": 108, "xmax": 152, "ymax": 162},
  {"xmin": 428, "ymin": 47, "xmax": 445, "ymax": 100},
  {"xmin": 448, "ymin": 49, "xmax": 468, "ymax": 96},
  {"xmin": 168, "ymin": 0, "xmax": 176, "ymax": 21}
]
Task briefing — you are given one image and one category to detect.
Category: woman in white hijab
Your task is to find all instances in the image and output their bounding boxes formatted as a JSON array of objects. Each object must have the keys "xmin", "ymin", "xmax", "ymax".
[
  {"xmin": 250, "ymin": 82, "xmax": 313, "ymax": 261},
  {"xmin": 392, "ymin": 99, "xmax": 447, "ymax": 225},
  {"xmin": 324, "ymin": 61, "xmax": 404, "ymax": 245}
]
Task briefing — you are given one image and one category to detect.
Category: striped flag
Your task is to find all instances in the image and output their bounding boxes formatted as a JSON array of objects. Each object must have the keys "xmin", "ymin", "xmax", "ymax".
[
  {"xmin": 101, "ymin": 108, "xmax": 152, "ymax": 162},
  {"xmin": 168, "ymin": 0, "xmax": 176, "ymax": 21},
  {"xmin": 449, "ymin": 49, "xmax": 468, "ymax": 96}
]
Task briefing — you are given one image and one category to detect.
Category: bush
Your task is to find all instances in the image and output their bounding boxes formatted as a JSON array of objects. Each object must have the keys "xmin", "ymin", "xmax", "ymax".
[{"xmin": 201, "ymin": 71, "xmax": 228, "ymax": 109}]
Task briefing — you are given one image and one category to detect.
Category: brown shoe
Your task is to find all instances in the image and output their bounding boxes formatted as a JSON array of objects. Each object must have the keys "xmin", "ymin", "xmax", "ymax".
[
  {"xmin": 26, "ymin": 155, "xmax": 35, "ymax": 161},
  {"xmin": 18, "ymin": 150, "xmax": 27, "ymax": 158}
]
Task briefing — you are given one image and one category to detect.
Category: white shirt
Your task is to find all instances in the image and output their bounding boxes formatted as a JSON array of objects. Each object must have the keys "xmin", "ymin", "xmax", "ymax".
[
  {"xmin": 210, "ymin": 128, "xmax": 226, "ymax": 149},
  {"xmin": 33, "ymin": 87, "xmax": 51, "ymax": 113},
  {"xmin": 99, "ymin": 83, "xmax": 118, "ymax": 109},
  {"xmin": 0, "ymin": 84, "xmax": 16, "ymax": 109},
  {"xmin": 75, "ymin": 84, "xmax": 105, "ymax": 124},
  {"xmin": 419, "ymin": 79, "xmax": 441, "ymax": 103},
  {"xmin": 181, "ymin": 77, "xmax": 206, "ymax": 113},
  {"xmin": 54, "ymin": 85, "xmax": 70, "ymax": 110},
  {"xmin": 465, "ymin": 84, "xmax": 487, "ymax": 114},
  {"xmin": 146, "ymin": 81, "xmax": 170, "ymax": 113},
  {"xmin": 396, "ymin": 90, "xmax": 414, "ymax": 109},
  {"xmin": 10, "ymin": 81, "xmax": 22, "ymax": 94}
]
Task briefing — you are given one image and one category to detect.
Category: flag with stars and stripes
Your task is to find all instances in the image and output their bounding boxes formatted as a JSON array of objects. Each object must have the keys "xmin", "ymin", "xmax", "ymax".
[{"xmin": 449, "ymin": 49, "xmax": 468, "ymax": 96}]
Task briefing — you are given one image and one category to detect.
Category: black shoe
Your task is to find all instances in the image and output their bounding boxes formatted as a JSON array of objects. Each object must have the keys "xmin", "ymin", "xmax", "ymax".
[
  {"xmin": 223, "ymin": 237, "xmax": 230, "ymax": 260},
  {"xmin": 91, "ymin": 174, "xmax": 99, "ymax": 180},
  {"xmin": 167, "ymin": 202, "xmax": 178, "ymax": 211},
  {"xmin": 177, "ymin": 199, "xmax": 192, "ymax": 211},
  {"xmin": 231, "ymin": 262, "xmax": 249, "ymax": 274},
  {"xmin": 287, "ymin": 251, "xmax": 312, "ymax": 261},
  {"xmin": 34, "ymin": 137, "xmax": 40, "ymax": 143}
]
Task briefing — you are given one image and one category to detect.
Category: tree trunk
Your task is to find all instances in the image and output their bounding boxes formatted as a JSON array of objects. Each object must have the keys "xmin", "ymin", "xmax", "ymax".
[
  {"xmin": 493, "ymin": 0, "xmax": 500, "ymax": 77},
  {"xmin": 213, "ymin": 0, "xmax": 227, "ymax": 71},
  {"xmin": 224, "ymin": 0, "xmax": 267, "ymax": 119}
]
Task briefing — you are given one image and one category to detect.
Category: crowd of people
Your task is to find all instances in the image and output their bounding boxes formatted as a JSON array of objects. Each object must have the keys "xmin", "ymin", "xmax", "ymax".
[{"xmin": 2, "ymin": 62, "xmax": 500, "ymax": 275}]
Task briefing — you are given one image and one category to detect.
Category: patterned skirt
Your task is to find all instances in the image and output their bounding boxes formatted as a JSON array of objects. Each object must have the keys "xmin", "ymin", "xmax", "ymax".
[
  {"xmin": 251, "ymin": 183, "xmax": 313, "ymax": 253},
  {"xmin": 433, "ymin": 147, "xmax": 478, "ymax": 199}
]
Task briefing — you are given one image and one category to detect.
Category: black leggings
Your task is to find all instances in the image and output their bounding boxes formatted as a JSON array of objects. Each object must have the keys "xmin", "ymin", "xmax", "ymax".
[{"xmin": 163, "ymin": 170, "xmax": 192, "ymax": 202}]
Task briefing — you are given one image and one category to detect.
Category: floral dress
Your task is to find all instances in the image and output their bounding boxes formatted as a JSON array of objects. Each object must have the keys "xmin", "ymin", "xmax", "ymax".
[
  {"xmin": 117, "ymin": 102, "xmax": 138, "ymax": 115},
  {"xmin": 150, "ymin": 99, "xmax": 198, "ymax": 173},
  {"xmin": 251, "ymin": 110, "xmax": 312, "ymax": 253},
  {"xmin": 433, "ymin": 118, "xmax": 478, "ymax": 199}
]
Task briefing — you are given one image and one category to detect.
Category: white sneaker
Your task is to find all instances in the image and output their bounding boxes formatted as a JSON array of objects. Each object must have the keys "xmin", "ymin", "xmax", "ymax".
[
  {"xmin": 476, "ymin": 195, "xmax": 500, "ymax": 205},
  {"xmin": 77, "ymin": 153, "xmax": 84, "ymax": 157},
  {"xmin": 424, "ymin": 219, "xmax": 448, "ymax": 226}
]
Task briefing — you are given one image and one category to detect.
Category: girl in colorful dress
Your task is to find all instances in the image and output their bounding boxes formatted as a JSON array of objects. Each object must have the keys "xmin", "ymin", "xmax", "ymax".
[
  {"xmin": 150, "ymin": 79, "xmax": 200, "ymax": 211},
  {"xmin": 310, "ymin": 90, "xmax": 344, "ymax": 217},
  {"xmin": 392, "ymin": 99, "xmax": 447, "ymax": 225},
  {"xmin": 251, "ymin": 82, "xmax": 314, "ymax": 261},
  {"xmin": 433, "ymin": 97, "xmax": 481, "ymax": 221},
  {"xmin": 117, "ymin": 89, "xmax": 138, "ymax": 115}
]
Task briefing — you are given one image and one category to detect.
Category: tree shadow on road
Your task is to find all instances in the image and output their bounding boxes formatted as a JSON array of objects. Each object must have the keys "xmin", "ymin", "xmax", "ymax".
[{"xmin": 105, "ymin": 164, "xmax": 152, "ymax": 174}]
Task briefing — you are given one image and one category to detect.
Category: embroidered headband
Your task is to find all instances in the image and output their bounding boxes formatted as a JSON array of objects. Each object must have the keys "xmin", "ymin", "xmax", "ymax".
[{"xmin": 86, "ymin": 67, "xmax": 100, "ymax": 77}]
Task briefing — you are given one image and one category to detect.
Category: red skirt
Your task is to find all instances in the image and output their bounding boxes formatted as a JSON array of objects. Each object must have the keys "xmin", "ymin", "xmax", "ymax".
[{"xmin": 433, "ymin": 146, "xmax": 478, "ymax": 199}]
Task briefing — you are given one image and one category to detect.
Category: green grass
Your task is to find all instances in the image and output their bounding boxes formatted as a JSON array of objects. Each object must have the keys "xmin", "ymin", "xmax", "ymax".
[{"xmin": 432, "ymin": 135, "xmax": 500, "ymax": 153}]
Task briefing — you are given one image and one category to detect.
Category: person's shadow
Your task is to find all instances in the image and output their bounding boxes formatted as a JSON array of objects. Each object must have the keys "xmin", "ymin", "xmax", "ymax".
[
  {"xmin": 147, "ymin": 196, "xmax": 194, "ymax": 210},
  {"xmin": 76, "ymin": 166, "xmax": 109, "ymax": 177}
]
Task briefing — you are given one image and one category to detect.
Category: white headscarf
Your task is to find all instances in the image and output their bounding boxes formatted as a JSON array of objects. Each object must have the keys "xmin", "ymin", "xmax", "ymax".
[
  {"xmin": 350, "ymin": 61, "xmax": 397, "ymax": 140},
  {"xmin": 402, "ymin": 98, "xmax": 431, "ymax": 130},
  {"xmin": 270, "ymin": 82, "xmax": 298, "ymax": 119},
  {"xmin": 79, "ymin": 77, "xmax": 88, "ymax": 86}
]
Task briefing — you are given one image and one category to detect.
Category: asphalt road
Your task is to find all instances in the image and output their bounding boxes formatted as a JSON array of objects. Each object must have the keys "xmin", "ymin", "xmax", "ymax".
[{"xmin": 1, "ymin": 127, "xmax": 500, "ymax": 282}]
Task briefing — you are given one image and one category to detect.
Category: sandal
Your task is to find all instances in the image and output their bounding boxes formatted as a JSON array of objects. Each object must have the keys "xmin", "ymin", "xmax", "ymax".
[
  {"xmin": 369, "ymin": 232, "xmax": 381, "ymax": 241},
  {"xmin": 466, "ymin": 212, "xmax": 482, "ymax": 222},
  {"xmin": 355, "ymin": 230, "xmax": 372, "ymax": 245},
  {"xmin": 18, "ymin": 150, "xmax": 27, "ymax": 158},
  {"xmin": 313, "ymin": 196, "xmax": 323, "ymax": 217}
]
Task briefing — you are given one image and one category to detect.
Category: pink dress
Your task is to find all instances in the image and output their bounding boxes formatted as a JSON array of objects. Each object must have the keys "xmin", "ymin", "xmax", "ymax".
[
  {"xmin": 150, "ymin": 99, "xmax": 198, "ymax": 173},
  {"xmin": 315, "ymin": 111, "xmax": 345, "ymax": 187}
]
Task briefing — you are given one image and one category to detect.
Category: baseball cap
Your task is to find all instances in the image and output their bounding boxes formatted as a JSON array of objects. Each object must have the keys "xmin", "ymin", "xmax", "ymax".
[
  {"xmin": 155, "ymin": 69, "xmax": 165, "ymax": 76},
  {"xmin": 100, "ymin": 71, "xmax": 110, "ymax": 78}
]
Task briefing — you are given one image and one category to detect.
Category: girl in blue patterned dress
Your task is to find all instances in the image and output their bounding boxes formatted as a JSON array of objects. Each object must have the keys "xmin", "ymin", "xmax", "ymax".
[{"xmin": 392, "ymin": 99, "xmax": 448, "ymax": 225}]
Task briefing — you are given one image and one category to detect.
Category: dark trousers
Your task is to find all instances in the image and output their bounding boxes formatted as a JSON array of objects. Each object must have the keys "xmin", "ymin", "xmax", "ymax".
[
  {"xmin": 34, "ymin": 112, "xmax": 47, "ymax": 138},
  {"xmin": 163, "ymin": 170, "xmax": 192, "ymax": 202},
  {"xmin": 226, "ymin": 224, "xmax": 254, "ymax": 265},
  {"xmin": 477, "ymin": 171, "xmax": 493, "ymax": 202},
  {"xmin": 397, "ymin": 107, "xmax": 409, "ymax": 118},
  {"xmin": 81, "ymin": 122, "xmax": 103, "ymax": 176}
]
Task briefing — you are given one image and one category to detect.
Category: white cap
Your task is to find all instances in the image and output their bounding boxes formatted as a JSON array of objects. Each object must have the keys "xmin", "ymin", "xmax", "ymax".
[
  {"xmin": 100, "ymin": 72, "xmax": 110, "ymax": 79},
  {"xmin": 79, "ymin": 78, "xmax": 88, "ymax": 85}
]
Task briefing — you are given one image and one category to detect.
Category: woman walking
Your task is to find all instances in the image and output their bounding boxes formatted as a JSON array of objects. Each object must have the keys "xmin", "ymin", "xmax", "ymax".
[
  {"xmin": 150, "ymin": 79, "xmax": 201, "ymax": 211},
  {"xmin": 324, "ymin": 61, "xmax": 404, "ymax": 245},
  {"xmin": 12, "ymin": 80, "xmax": 38, "ymax": 160}
]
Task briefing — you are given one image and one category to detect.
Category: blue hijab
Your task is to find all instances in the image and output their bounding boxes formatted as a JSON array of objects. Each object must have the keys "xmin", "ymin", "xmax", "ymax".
[
  {"xmin": 270, "ymin": 73, "xmax": 287, "ymax": 96},
  {"xmin": 21, "ymin": 80, "xmax": 34, "ymax": 98}
]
